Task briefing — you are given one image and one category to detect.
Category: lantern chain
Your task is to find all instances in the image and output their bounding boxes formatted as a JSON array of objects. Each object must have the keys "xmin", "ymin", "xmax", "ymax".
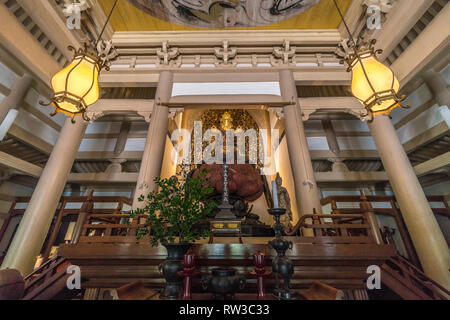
[{"xmin": 95, "ymin": 0, "xmax": 119, "ymax": 46}]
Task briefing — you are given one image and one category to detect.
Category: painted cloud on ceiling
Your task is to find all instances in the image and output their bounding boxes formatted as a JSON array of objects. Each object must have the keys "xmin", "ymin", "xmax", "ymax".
[{"xmin": 126, "ymin": 0, "xmax": 321, "ymax": 28}]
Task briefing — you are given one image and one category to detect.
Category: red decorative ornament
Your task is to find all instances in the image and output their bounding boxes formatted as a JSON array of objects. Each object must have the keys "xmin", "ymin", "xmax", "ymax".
[
  {"xmin": 249, "ymin": 251, "xmax": 272, "ymax": 300},
  {"xmin": 177, "ymin": 252, "xmax": 199, "ymax": 300}
]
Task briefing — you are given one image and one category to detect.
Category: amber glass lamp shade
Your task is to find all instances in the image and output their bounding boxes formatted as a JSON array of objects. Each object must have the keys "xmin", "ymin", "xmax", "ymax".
[
  {"xmin": 41, "ymin": 46, "xmax": 104, "ymax": 121},
  {"xmin": 349, "ymin": 48, "xmax": 403, "ymax": 116}
]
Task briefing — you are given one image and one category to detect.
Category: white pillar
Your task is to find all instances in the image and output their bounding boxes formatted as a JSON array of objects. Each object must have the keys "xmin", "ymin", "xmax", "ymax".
[
  {"xmin": 369, "ymin": 114, "xmax": 450, "ymax": 289},
  {"xmin": 0, "ymin": 74, "xmax": 33, "ymax": 131},
  {"xmin": 0, "ymin": 74, "xmax": 33, "ymax": 123},
  {"xmin": 423, "ymin": 69, "xmax": 450, "ymax": 107},
  {"xmin": 279, "ymin": 70, "xmax": 323, "ymax": 222},
  {"xmin": 1, "ymin": 118, "xmax": 87, "ymax": 276},
  {"xmin": 132, "ymin": 71, "xmax": 173, "ymax": 209}
]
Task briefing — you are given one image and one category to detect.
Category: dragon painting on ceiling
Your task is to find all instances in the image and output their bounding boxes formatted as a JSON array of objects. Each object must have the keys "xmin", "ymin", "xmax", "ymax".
[{"xmin": 126, "ymin": 0, "xmax": 321, "ymax": 28}]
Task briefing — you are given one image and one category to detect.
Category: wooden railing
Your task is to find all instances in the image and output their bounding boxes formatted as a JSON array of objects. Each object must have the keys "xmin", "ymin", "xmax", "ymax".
[
  {"xmin": 285, "ymin": 213, "xmax": 377, "ymax": 244},
  {"xmin": 76, "ymin": 211, "xmax": 378, "ymax": 245},
  {"xmin": 77, "ymin": 213, "xmax": 150, "ymax": 244},
  {"xmin": 382, "ymin": 255, "xmax": 449, "ymax": 300},
  {"xmin": 22, "ymin": 256, "xmax": 72, "ymax": 300},
  {"xmin": 321, "ymin": 195, "xmax": 418, "ymax": 266},
  {"xmin": 0, "ymin": 192, "xmax": 133, "ymax": 262}
]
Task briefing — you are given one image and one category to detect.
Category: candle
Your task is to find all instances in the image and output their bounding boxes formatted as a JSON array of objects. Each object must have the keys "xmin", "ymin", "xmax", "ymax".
[{"xmin": 272, "ymin": 180, "xmax": 279, "ymax": 208}]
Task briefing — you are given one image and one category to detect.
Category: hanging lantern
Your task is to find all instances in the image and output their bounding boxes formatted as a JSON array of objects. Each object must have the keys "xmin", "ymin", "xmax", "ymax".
[
  {"xmin": 332, "ymin": 0, "xmax": 407, "ymax": 119},
  {"xmin": 344, "ymin": 39, "xmax": 406, "ymax": 116},
  {"xmin": 40, "ymin": 44, "xmax": 104, "ymax": 122},
  {"xmin": 40, "ymin": 0, "xmax": 118, "ymax": 122}
]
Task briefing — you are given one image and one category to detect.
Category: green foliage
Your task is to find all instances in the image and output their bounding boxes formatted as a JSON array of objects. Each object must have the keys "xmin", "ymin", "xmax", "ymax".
[{"xmin": 129, "ymin": 166, "xmax": 216, "ymax": 246}]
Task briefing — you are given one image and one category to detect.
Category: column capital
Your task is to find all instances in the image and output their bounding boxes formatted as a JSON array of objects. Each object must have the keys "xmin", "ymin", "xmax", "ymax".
[
  {"xmin": 0, "ymin": 73, "xmax": 34, "ymax": 124},
  {"xmin": 423, "ymin": 69, "xmax": 450, "ymax": 107},
  {"xmin": 168, "ymin": 108, "xmax": 184, "ymax": 119},
  {"xmin": 137, "ymin": 111, "xmax": 152, "ymax": 123},
  {"xmin": 269, "ymin": 107, "xmax": 284, "ymax": 119}
]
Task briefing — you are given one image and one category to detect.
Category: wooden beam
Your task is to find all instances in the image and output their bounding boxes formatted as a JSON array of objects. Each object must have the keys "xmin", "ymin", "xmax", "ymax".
[
  {"xmin": 310, "ymin": 150, "xmax": 379, "ymax": 159},
  {"xmin": 0, "ymin": 193, "xmax": 15, "ymax": 202},
  {"xmin": 315, "ymin": 171, "xmax": 388, "ymax": 183},
  {"xmin": 16, "ymin": 0, "xmax": 80, "ymax": 60},
  {"xmin": 114, "ymin": 121, "xmax": 131, "ymax": 157},
  {"xmin": 0, "ymin": 151, "xmax": 43, "ymax": 177},
  {"xmin": 377, "ymin": 0, "xmax": 432, "ymax": 61},
  {"xmin": 65, "ymin": 153, "xmax": 447, "ymax": 185},
  {"xmin": 0, "ymin": 83, "xmax": 11, "ymax": 97},
  {"xmin": 404, "ymin": 121, "xmax": 449, "ymax": 153},
  {"xmin": 0, "ymin": 211, "xmax": 9, "ymax": 219},
  {"xmin": 392, "ymin": 4, "xmax": 450, "ymax": 86},
  {"xmin": 8, "ymin": 124, "xmax": 53, "ymax": 154},
  {"xmin": 112, "ymin": 30, "xmax": 342, "ymax": 47},
  {"xmin": 414, "ymin": 151, "xmax": 450, "ymax": 177},
  {"xmin": 0, "ymin": 4, "xmax": 60, "ymax": 84},
  {"xmin": 67, "ymin": 172, "xmax": 139, "ymax": 184},
  {"xmin": 394, "ymin": 99, "xmax": 437, "ymax": 130},
  {"xmin": 20, "ymin": 102, "xmax": 62, "ymax": 132},
  {"xmin": 76, "ymin": 151, "xmax": 143, "ymax": 161}
]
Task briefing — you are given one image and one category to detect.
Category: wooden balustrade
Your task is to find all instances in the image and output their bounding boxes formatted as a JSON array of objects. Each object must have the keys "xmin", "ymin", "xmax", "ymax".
[
  {"xmin": 319, "ymin": 194, "xmax": 442, "ymax": 268},
  {"xmin": 381, "ymin": 254, "xmax": 450, "ymax": 300},
  {"xmin": 78, "ymin": 214, "xmax": 150, "ymax": 244},
  {"xmin": 2, "ymin": 194, "xmax": 447, "ymax": 266},
  {"xmin": 0, "ymin": 193, "xmax": 133, "ymax": 262},
  {"xmin": 285, "ymin": 213, "xmax": 376, "ymax": 244},
  {"xmin": 22, "ymin": 256, "xmax": 72, "ymax": 300}
]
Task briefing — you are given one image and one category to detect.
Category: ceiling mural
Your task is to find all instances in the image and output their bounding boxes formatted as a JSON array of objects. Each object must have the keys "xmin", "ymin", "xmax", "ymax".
[
  {"xmin": 126, "ymin": 0, "xmax": 321, "ymax": 28},
  {"xmin": 99, "ymin": 0, "xmax": 352, "ymax": 31}
]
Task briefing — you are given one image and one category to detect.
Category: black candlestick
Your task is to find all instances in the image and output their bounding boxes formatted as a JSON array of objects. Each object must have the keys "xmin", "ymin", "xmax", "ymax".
[{"xmin": 268, "ymin": 208, "xmax": 297, "ymax": 300}]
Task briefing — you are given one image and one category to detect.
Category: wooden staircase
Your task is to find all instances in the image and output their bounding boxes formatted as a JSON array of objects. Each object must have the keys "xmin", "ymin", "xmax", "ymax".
[
  {"xmin": 21, "ymin": 256, "xmax": 78, "ymax": 300},
  {"xmin": 381, "ymin": 254, "xmax": 449, "ymax": 300}
]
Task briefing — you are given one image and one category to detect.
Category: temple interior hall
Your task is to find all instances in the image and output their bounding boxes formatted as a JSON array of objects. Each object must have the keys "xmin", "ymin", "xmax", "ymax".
[{"xmin": 0, "ymin": 0, "xmax": 449, "ymax": 301}]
